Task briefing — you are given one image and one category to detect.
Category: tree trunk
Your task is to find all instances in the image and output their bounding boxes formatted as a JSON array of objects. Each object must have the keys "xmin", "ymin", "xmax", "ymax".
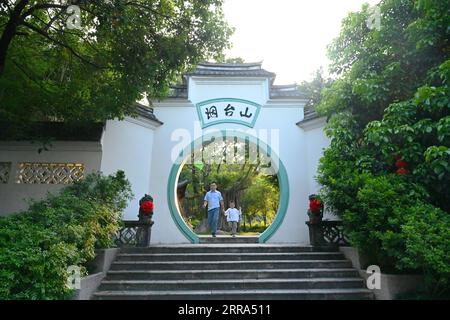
[{"xmin": 0, "ymin": 0, "xmax": 30, "ymax": 75}]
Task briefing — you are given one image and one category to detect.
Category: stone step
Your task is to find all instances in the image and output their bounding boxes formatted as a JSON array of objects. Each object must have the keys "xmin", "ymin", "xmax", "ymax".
[
  {"xmin": 98, "ymin": 278, "xmax": 365, "ymax": 291},
  {"xmin": 93, "ymin": 243, "xmax": 371, "ymax": 300},
  {"xmin": 121, "ymin": 245, "xmax": 339, "ymax": 254},
  {"xmin": 105, "ymin": 268, "xmax": 360, "ymax": 280},
  {"xmin": 110, "ymin": 260, "xmax": 352, "ymax": 271},
  {"xmin": 94, "ymin": 288, "xmax": 373, "ymax": 300},
  {"xmin": 199, "ymin": 236, "xmax": 259, "ymax": 244},
  {"xmin": 115, "ymin": 252, "xmax": 346, "ymax": 262}
]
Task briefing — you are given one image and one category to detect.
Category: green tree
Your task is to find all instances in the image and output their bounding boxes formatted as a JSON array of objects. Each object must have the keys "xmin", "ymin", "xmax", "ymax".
[
  {"xmin": 318, "ymin": 0, "xmax": 448, "ymax": 127},
  {"xmin": 0, "ymin": 0, "xmax": 232, "ymax": 127},
  {"xmin": 177, "ymin": 138, "xmax": 279, "ymax": 232},
  {"xmin": 241, "ymin": 175, "xmax": 278, "ymax": 228},
  {"xmin": 318, "ymin": 0, "xmax": 450, "ymax": 214},
  {"xmin": 317, "ymin": 0, "xmax": 449, "ymax": 296},
  {"xmin": 0, "ymin": 170, "xmax": 132, "ymax": 299},
  {"xmin": 298, "ymin": 67, "xmax": 332, "ymax": 109}
]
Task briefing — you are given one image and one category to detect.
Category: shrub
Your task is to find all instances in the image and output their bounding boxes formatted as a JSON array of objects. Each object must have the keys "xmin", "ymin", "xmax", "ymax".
[
  {"xmin": 338, "ymin": 173, "xmax": 449, "ymax": 296},
  {"xmin": 317, "ymin": 0, "xmax": 450, "ymax": 297},
  {"xmin": 343, "ymin": 174, "xmax": 428, "ymax": 271},
  {"xmin": 363, "ymin": 61, "xmax": 450, "ymax": 213},
  {"xmin": 0, "ymin": 170, "xmax": 133, "ymax": 300},
  {"xmin": 399, "ymin": 203, "xmax": 450, "ymax": 297},
  {"xmin": 240, "ymin": 224, "xmax": 267, "ymax": 234}
]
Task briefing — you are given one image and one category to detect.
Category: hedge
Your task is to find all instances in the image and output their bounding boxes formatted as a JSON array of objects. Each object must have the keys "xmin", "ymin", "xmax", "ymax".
[{"xmin": 0, "ymin": 170, "xmax": 133, "ymax": 300}]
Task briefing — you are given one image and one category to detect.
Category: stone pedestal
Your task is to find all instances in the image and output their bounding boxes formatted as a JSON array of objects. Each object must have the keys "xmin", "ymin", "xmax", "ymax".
[
  {"xmin": 136, "ymin": 215, "xmax": 154, "ymax": 247},
  {"xmin": 305, "ymin": 221, "xmax": 324, "ymax": 246}
]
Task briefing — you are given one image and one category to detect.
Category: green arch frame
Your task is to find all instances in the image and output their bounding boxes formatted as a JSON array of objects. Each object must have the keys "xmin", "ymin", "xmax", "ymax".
[{"xmin": 167, "ymin": 130, "xmax": 289, "ymax": 244}]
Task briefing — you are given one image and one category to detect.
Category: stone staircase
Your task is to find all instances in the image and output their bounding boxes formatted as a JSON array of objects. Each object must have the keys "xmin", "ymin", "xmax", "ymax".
[{"xmin": 93, "ymin": 243, "xmax": 373, "ymax": 300}]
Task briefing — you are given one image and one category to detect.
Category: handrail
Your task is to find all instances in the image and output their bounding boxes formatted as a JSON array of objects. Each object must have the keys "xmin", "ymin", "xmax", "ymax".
[
  {"xmin": 114, "ymin": 219, "xmax": 154, "ymax": 247},
  {"xmin": 305, "ymin": 220, "xmax": 349, "ymax": 246}
]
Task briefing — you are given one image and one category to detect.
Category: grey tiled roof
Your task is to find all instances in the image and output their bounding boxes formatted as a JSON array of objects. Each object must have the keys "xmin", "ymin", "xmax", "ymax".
[
  {"xmin": 303, "ymin": 107, "xmax": 318, "ymax": 119},
  {"xmin": 135, "ymin": 103, "xmax": 163, "ymax": 124},
  {"xmin": 296, "ymin": 106, "xmax": 321, "ymax": 125},
  {"xmin": 166, "ymin": 83, "xmax": 308, "ymax": 100},
  {"xmin": 270, "ymin": 84, "xmax": 308, "ymax": 99},
  {"xmin": 185, "ymin": 62, "xmax": 276, "ymax": 78},
  {"xmin": 168, "ymin": 85, "xmax": 188, "ymax": 99},
  {"xmin": 166, "ymin": 62, "xmax": 309, "ymax": 101}
]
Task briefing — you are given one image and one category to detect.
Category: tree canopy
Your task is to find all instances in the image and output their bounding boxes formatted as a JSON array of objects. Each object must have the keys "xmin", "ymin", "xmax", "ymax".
[
  {"xmin": 177, "ymin": 138, "xmax": 280, "ymax": 233},
  {"xmin": 297, "ymin": 67, "xmax": 332, "ymax": 110},
  {"xmin": 317, "ymin": 0, "xmax": 449, "ymax": 213},
  {"xmin": 316, "ymin": 0, "xmax": 449, "ymax": 295},
  {"xmin": 0, "ymin": 0, "xmax": 232, "ymax": 127}
]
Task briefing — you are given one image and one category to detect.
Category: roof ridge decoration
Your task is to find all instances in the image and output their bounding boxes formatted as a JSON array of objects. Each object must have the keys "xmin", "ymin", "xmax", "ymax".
[
  {"xmin": 185, "ymin": 61, "xmax": 276, "ymax": 80},
  {"xmin": 134, "ymin": 102, "xmax": 164, "ymax": 124},
  {"xmin": 196, "ymin": 61, "xmax": 264, "ymax": 71}
]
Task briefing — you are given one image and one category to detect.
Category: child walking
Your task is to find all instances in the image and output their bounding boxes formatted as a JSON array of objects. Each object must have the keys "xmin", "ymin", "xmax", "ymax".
[{"xmin": 224, "ymin": 200, "xmax": 241, "ymax": 237}]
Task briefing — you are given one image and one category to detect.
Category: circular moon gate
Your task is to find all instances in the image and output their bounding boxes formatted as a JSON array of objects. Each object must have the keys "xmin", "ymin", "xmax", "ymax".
[{"xmin": 167, "ymin": 130, "xmax": 289, "ymax": 243}]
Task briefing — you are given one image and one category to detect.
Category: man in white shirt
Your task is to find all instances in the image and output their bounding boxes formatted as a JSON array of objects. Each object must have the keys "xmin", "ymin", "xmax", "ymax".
[
  {"xmin": 203, "ymin": 182, "xmax": 224, "ymax": 237},
  {"xmin": 224, "ymin": 200, "xmax": 241, "ymax": 237}
]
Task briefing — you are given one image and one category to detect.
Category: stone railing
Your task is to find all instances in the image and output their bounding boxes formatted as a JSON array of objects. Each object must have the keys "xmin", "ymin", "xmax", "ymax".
[
  {"xmin": 305, "ymin": 220, "xmax": 349, "ymax": 247},
  {"xmin": 114, "ymin": 219, "xmax": 154, "ymax": 247}
]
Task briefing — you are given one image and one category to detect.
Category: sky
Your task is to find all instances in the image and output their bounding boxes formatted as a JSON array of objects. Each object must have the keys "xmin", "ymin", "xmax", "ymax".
[{"xmin": 222, "ymin": 0, "xmax": 380, "ymax": 84}]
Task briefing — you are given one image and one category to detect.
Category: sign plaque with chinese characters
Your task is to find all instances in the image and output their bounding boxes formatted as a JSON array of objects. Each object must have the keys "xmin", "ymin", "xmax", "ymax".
[{"xmin": 196, "ymin": 98, "xmax": 261, "ymax": 128}]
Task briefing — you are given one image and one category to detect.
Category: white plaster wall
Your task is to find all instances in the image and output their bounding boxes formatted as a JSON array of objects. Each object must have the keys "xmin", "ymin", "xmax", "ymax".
[
  {"xmin": 305, "ymin": 126, "xmax": 330, "ymax": 195},
  {"xmin": 148, "ymin": 76, "xmax": 327, "ymax": 244},
  {"xmin": 149, "ymin": 77, "xmax": 273, "ymax": 244},
  {"xmin": 0, "ymin": 141, "xmax": 102, "ymax": 216},
  {"xmin": 257, "ymin": 106, "xmax": 309, "ymax": 244},
  {"xmin": 0, "ymin": 77, "xmax": 330, "ymax": 245},
  {"xmin": 188, "ymin": 77, "xmax": 269, "ymax": 105},
  {"xmin": 100, "ymin": 117, "xmax": 156, "ymax": 220},
  {"xmin": 148, "ymin": 106, "xmax": 198, "ymax": 244},
  {"xmin": 302, "ymin": 120, "xmax": 332, "ymax": 220}
]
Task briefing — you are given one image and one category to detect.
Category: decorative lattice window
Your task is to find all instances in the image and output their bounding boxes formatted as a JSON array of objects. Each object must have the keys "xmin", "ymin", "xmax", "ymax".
[
  {"xmin": 0, "ymin": 162, "xmax": 11, "ymax": 184},
  {"xmin": 16, "ymin": 162, "xmax": 85, "ymax": 184}
]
